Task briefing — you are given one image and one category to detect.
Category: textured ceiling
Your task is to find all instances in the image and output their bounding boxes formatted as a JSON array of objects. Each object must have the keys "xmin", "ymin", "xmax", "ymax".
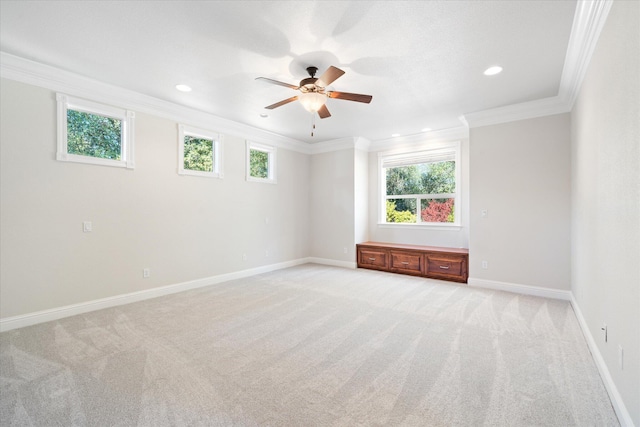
[{"xmin": 0, "ymin": 1, "xmax": 577, "ymax": 143}]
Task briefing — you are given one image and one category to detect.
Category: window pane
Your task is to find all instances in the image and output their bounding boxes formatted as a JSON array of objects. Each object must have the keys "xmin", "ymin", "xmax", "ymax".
[
  {"xmin": 386, "ymin": 160, "xmax": 455, "ymax": 196},
  {"xmin": 420, "ymin": 198, "xmax": 455, "ymax": 223},
  {"xmin": 183, "ymin": 135, "xmax": 213, "ymax": 172},
  {"xmin": 386, "ymin": 199, "xmax": 416, "ymax": 223},
  {"xmin": 67, "ymin": 109, "xmax": 122, "ymax": 160},
  {"xmin": 250, "ymin": 149, "xmax": 269, "ymax": 178}
]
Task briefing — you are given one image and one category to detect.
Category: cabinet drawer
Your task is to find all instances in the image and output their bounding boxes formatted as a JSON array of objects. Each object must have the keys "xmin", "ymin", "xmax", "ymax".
[
  {"xmin": 390, "ymin": 251, "xmax": 423, "ymax": 275},
  {"xmin": 425, "ymin": 255, "xmax": 466, "ymax": 281},
  {"xmin": 358, "ymin": 249, "xmax": 388, "ymax": 269}
]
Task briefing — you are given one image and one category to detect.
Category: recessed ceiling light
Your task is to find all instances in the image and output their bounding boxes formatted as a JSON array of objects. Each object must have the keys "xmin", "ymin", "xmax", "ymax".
[
  {"xmin": 421, "ymin": 128, "xmax": 432, "ymax": 132},
  {"xmin": 260, "ymin": 113, "xmax": 268, "ymax": 118},
  {"xmin": 391, "ymin": 133, "xmax": 400, "ymax": 137},
  {"xmin": 175, "ymin": 84, "xmax": 192, "ymax": 92},
  {"xmin": 483, "ymin": 66, "xmax": 503, "ymax": 76}
]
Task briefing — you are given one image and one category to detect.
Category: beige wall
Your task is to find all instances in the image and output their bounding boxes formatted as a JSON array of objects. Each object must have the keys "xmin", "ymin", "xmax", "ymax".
[
  {"xmin": 469, "ymin": 114, "xmax": 572, "ymax": 290},
  {"xmin": 571, "ymin": 0, "xmax": 640, "ymax": 424},
  {"xmin": 309, "ymin": 148, "xmax": 356, "ymax": 262},
  {"xmin": 354, "ymin": 148, "xmax": 369, "ymax": 245},
  {"xmin": 0, "ymin": 79, "xmax": 310, "ymax": 318}
]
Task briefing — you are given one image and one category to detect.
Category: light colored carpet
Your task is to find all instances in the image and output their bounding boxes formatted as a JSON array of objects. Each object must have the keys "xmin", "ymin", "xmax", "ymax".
[{"xmin": 0, "ymin": 264, "xmax": 618, "ymax": 426}]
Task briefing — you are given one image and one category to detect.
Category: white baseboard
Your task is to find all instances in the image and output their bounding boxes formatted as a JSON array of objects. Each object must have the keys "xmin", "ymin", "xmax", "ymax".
[
  {"xmin": 570, "ymin": 294, "xmax": 634, "ymax": 427},
  {"xmin": 0, "ymin": 258, "xmax": 309, "ymax": 333},
  {"xmin": 468, "ymin": 277, "xmax": 572, "ymax": 300},
  {"xmin": 306, "ymin": 257, "xmax": 357, "ymax": 269}
]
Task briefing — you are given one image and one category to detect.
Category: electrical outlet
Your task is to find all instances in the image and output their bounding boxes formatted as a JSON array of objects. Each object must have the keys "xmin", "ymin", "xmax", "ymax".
[
  {"xmin": 242, "ymin": 254, "xmax": 247, "ymax": 261},
  {"xmin": 481, "ymin": 209, "xmax": 488, "ymax": 218},
  {"xmin": 265, "ymin": 249, "xmax": 269, "ymax": 257},
  {"xmin": 143, "ymin": 268, "xmax": 150, "ymax": 278},
  {"xmin": 343, "ymin": 247, "xmax": 348, "ymax": 254},
  {"xmin": 481, "ymin": 260, "xmax": 488, "ymax": 269},
  {"xmin": 83, "ymin": 221, "xmax": 92, "ymax": 233}
]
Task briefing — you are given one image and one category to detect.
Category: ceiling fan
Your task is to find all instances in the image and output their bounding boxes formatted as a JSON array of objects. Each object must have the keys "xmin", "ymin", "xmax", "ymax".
[{"xmin": 256, "ymin": 66, "xmax": 373, "ymax": 119}]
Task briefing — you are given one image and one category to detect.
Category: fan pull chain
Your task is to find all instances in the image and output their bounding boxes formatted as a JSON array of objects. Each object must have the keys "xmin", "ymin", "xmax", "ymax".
[{"xmin": 311, "ymin": 113, "xmax": 316, "ymax": 137}]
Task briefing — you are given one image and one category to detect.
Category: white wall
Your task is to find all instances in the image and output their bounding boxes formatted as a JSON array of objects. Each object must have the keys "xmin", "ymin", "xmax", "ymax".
[
  {"xmin": 309, "ymin": 148, "xmax": 356, "ymax": 263},
  {"xmin": 0, "ymin": 78, "xmax": 310, "ymax": 319},
  {"xmin": 469, "ymin": 114, "xmax": 572, "ymax": 290},
  {"xmin": 367, "ymin": 138, "xmax": 470, "ymax": 249},
  {"xmin": 571, "ymin": 0, "xmax": 640, "ymax": 424}
]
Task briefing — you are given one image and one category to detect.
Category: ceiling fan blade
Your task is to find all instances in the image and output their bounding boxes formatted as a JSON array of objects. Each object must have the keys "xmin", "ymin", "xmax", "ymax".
[
  {"xmin": 327, "ymin": 91, "xmax": 373, "ymax": 104},
  {"xmin": 317, "ymin": 66, "xmax": 345, "ymax": 87},
  {"xmin": 317, "ymin": 104, "xmax": 331, "ymax": 119},
  {"xmin": 265, "ymin": 96, "xmax": 298, "ymax": 109},
  {"xmin": 255, "ymin": 77, "xmax": 299, "ymax": 90}
]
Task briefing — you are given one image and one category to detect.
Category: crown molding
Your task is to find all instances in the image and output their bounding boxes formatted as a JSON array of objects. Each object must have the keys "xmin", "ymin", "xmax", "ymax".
[
  {"xmin": 369, "ymin": 125, "xmax": 469, "ymax": 152},
  {"xmin": 0, "ymin": 51, "xmax": 310, "ymax": 154},
  {"xmin": 308, "ymin": 137, "xmax": 358, "ymax": 154},
  {"xmin": 559, "ymin": 0, "xmax": 613, "ymax": 108},
  {"xmin": 463, "ymin": 95, "xmax": 570, "ymax": 128},
  {"xmin": 307, "ymin": 136, "xmax": 372, "ymax": 154},
  {"xmin": 463, "ymin": 0, "xmax": 612, "ymax": 129}
]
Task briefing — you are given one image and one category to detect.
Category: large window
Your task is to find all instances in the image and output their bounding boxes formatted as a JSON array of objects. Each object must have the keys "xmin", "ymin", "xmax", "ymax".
[
  {"xmin": 379, "ymin": 143, "xmax": 460, "ymax": 225},
  {"xmin": 56, "ymin": 94, "xmax": 134, "ymax": 168},
  {"xmin": 178, "ymin": 125, "xmax": 223, "ymax": 178},
  {"xmin": 246, "ymin": 141, "xmax": 276, "ymax": 183}
]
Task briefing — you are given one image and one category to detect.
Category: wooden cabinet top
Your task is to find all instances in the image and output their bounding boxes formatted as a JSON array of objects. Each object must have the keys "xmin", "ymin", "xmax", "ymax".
[{"xmin": 357, "ymin": 241, "xmax": 469, "ymax": 255}]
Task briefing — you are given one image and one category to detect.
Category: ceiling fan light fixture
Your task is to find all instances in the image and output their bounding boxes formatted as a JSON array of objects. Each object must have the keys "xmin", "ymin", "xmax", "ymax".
[{"xmin": 298, "ymin": 91, "xmax": 326, "ymax": 113}]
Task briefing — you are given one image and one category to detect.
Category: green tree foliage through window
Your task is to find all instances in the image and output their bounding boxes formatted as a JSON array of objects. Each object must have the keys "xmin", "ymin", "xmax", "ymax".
[
  {"xmin": 385, "ymin": 160, "xmax": 455, "ymax": 223},
  {"xmin": 386, "ymin": 200, "xmax": 416, "ymax": 223},
  {"xmin": 183, "ymin": 136, "xmax": 213, "ymax": 172},
  {"xmin": 250, "ymin": 149, "xmax": 269, "ymax": 178},
  {"xmin": 67, "ymin": 110, "xmax": 122, "ymax": 160}
]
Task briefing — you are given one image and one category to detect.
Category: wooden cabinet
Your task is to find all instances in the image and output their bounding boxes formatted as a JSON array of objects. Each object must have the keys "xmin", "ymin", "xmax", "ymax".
[
  {"xmin": 357, "ymin": 247, "xmax": 388, "ymax": 270},
  {"xmin": 356, "ymin": 242, "xmax": 468, "ymax": 283},
  {"xmin": 390, "ymin": 251, "xmax": 423, "ymax": 276},
  {"xmin": 424, "ymin": 254, "xmax": 466, "ymax": 281}
]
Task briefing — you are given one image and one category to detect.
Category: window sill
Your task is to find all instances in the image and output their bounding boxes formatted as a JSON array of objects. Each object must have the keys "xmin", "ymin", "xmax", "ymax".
[
  {"xmin": 377, "ymin": 222, "xmax": 462, "ymax": 231},
  {"xmin": 178, "ymin": 169, "xmax": 223, "ymax": 179},
  {"xmin": 56, "ymin": 152, "xmax": 133, "ymax": 169},
  {"xmin": 246, "ymin": 176, "xmax": 277, "ymax": 184}
]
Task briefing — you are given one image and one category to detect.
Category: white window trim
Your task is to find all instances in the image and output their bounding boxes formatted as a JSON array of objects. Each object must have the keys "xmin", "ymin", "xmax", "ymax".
[
  {"xmin": 177, "ymin": 124, "xmax": 224, "ymax": 179},
  {"xmin": 246, "ymin": 141, "xmax": 277, "ymax": 184},
  {"xmin": 378, "ymin": 140, "xmax": 461, "ymax": 228},
  {"xmin": 56, "ymin": 93, "xmax": 135, "ymax": 169}
]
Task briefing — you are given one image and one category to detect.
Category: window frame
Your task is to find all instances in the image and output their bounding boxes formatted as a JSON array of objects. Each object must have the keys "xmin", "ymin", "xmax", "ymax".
[
  {"xmin": 246, "ymin": 141, "xmax": 277, "ymax": 184},
  {"xmin": 56, "ymin": 93, "xmax": 135, "ymax": 168},
  {"xmin": 177, "ymin": 124, "xmax": 224, "ymax": 178},
  {"xmin": 378, "ymin": 141, "xmax": 461, "ymax": 228}
]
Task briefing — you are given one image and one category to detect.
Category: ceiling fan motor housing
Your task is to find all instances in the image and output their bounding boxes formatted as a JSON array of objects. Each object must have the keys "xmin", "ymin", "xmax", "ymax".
[{"xmin": 299, "ymin": 77, "xmax": 323, "ymax": 93}]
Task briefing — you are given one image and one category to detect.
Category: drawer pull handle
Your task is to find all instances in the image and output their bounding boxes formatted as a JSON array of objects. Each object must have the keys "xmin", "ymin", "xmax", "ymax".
[
  {"xmin": 368, "ymin": 257, "xmax": 376, "ymax": 261},
  {"xmin": 401, "ymin": 262, "xmax": 410, "ymax": 265},
  {"xmin": 439, "ymin": 265, "xmax": 450, "ymax": 269}
]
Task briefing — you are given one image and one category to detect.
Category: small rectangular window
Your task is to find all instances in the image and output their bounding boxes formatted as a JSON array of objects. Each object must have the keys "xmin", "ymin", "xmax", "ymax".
[
  {"xmin": 380, "ymin": 144, "xmax": 460, "ymax": 226},
  {"xmin": 246, "ymin": 141, "xmax": 276, "ymax": 183},
  {"xmin": 178, "ymin": 125, "xmax": 223, "ymax": 178},
  {"xmin": 56, "ymin": 94, "xmax": 134, "ymax": 168}
]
